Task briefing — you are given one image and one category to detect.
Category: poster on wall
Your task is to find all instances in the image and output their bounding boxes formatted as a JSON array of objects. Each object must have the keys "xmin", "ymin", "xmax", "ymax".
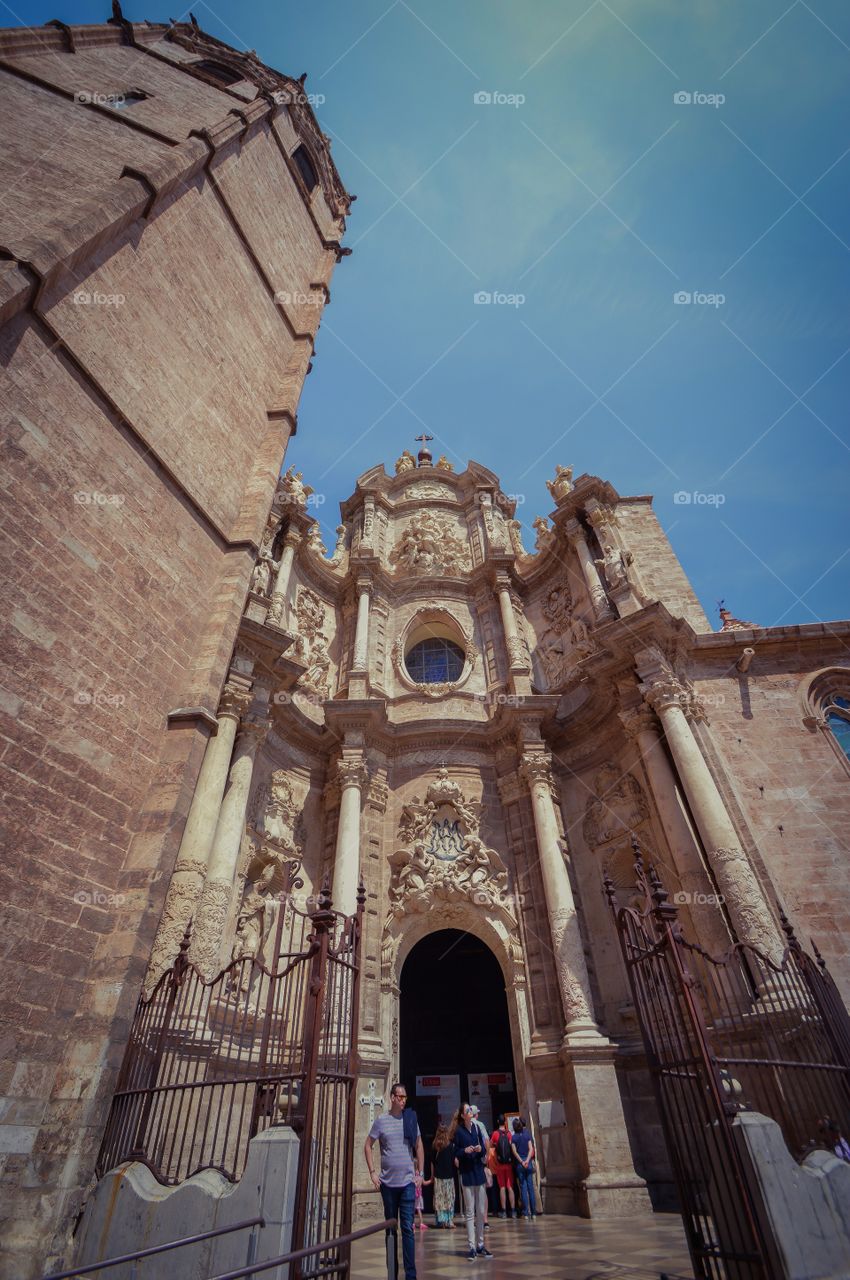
[
  {"xmin": 416, "ymin": 1074, "xmax": 461, "ymax": 1123},
  {"xmin": 467, "ymin": 1072, "xmax": 514, "ymax": 1134}
]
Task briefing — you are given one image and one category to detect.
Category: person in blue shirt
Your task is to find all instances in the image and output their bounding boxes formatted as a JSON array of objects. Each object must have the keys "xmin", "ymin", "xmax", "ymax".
[
  {"xmin": 453, "ymin": 1103, "xmax": 494, "ymax": 1261},
  {"xmin": 511, "ymin": 1116, "xmax": 538, "ymax": 1219}
]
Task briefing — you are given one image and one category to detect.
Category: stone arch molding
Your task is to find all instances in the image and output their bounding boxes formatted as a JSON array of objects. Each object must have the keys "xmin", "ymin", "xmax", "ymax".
[{"xmin": 381, "ymin": 769, "xmax": 524, "ymax": 988}]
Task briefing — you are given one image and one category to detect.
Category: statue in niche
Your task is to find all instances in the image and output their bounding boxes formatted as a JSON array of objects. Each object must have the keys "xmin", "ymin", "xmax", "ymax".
[
  {"xmin": 583, "ymin": 762, "xmax": 650, "ymax": 851},
  {"xmin": 227, "ymin": 888, "xmax": 270, "ymax": 997},
  {"xmin": 595, "ymin": 540, "xmax": 632, "ymax": 593},
  {"xmin": 395, "ymin": 450, "xmax": 416, "ymax": 474},
  {"xmin": 250, "ymin": 548, "xmax": 278, "ymax": 597}
]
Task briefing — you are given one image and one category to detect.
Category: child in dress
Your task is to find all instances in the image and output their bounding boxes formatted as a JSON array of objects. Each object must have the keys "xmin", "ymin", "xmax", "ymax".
[{"xmin": 414, "ymin": 1168, "xmax": 433, "ymax": 1229}]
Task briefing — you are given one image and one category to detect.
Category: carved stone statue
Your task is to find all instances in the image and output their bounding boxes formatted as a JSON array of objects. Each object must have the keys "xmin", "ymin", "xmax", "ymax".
[
  {"xmin": 389, "ymin": 510, "xmax": 470, "ymax": 576},
  {"xmin": 227, "ymin": 888, "xmax": 270, "ymax": 997},
  {"xmin": 300, "ymin": 634, "xmax": 330, "ymax": 699},
  {"xmin": 507, "ymin": 519, "xmax": 527, "ymax": 558},
  {"xmin": 394, "ymin": 450, "xmax": 416, "ymax": 474},
  {"xmin": 305, "ymin": 521, "xmax": 327, "ymax": 557},
  {"xmin": 249, "ymin": 549, "xmax": 277, "ymax": 597},
  {"xmin": 595, "ymin": 540, "xmax": 632, "ymax": 593},
  {"xmin": 280, "ymin": 465, "xmax": 314, "ymax": 506},
  {"xmin": 532, "ymin": 515, "xmax": 554, "ymax": 554},
  {"xmin": 329, "ymin": 524, "xmax": 347, "ymax": 565},
  {"xmin": 435, "ymin": 455, "xmax": 454, "ymax": 472},
  {"xmin": 546, "ymin": 464, "xmax": 574, "ymax": 503}
]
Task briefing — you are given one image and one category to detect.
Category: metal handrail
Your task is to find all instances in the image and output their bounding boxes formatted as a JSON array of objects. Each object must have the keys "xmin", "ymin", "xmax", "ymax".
[
  {"xmin": 41, "ymin": 1216, "xmax": 266, "ymax": 1280},
  {"xmin": 208, "ymin": 1219, "xmax": 398, "ymax": 1280}
]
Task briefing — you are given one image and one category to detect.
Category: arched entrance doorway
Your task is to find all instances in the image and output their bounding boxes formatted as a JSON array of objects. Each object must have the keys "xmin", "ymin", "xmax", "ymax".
[{"xmin": 399, "ymin": 929, "xmax": 518, "ymax": 1160}]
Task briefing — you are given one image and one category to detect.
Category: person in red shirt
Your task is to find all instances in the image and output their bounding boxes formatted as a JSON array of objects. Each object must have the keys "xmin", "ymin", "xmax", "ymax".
[{"xmin": 490, "ymin": 1114, "xmax": 517, "ymax": 1218}]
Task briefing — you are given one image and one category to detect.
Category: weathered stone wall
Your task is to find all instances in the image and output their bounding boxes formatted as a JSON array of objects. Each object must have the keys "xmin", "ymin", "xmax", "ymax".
[
  {"xmin": 0, "ymin": 22, "xmax": 347, "ymax": 1277},
  {"xmin": 615, "ymin": 497, "xmax": 711, "ymax": 632}
]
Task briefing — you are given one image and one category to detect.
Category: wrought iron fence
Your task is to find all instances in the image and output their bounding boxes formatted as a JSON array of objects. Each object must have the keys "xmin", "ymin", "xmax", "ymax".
[
  {"xmin": 97, "ymin": 881, "xmax": 364, "ymax": 1280},
  {"xmin": 605, "ymin": 842, "xmax": 850, "ymax": 1280}
]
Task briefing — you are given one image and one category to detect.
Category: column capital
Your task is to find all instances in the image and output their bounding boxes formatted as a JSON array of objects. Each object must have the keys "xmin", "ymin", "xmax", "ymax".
[
  {"xmin": 562, "ymin": 517, "xmax": 587, "ymax": 547},
  {"xmin": 355, "ymin": 573, "xmax": 374, "ymax": 596},
  {"xmin": 218, "ymin": 678, "xmax": 253, "ymax": 720},
  {"xmin": 337, "ymin": 756, "xmax": 369, "ymax": 791},
  {"xmin": 282, "ymin": 528, "xmax": 302, "ymax": 551},
  {"xmin": 519, "ymin": 750, "xmax": 555, "ymax": 794},
  {"xmin": 618, "ymin": 703, "xmax": 658, "ymax": 741}
]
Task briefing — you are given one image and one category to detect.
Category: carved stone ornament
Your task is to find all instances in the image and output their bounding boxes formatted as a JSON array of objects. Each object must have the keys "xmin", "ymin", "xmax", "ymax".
[
  {"xmin": 386, "ymin": 769, "xmax": 515, "ymax": 925},
  {"xmin": 249, "ymin": 548, "xmax": 278, "ymax": 598},
  {"xmin": 294, "ymin": 589, "xmax": 331, "ymax": 700},
  {"xmin": 542, "ymin": 583, "xmax": 573, "ymax": 627},
  {"xmin": 507, "ymin": 519, "xmax": 528, "ymax": 558},
  {"xmin": 395, "ymin": 450, "xmax": 416, "ymax": 474},
  {"xmin": 389, "ymin": 510, "xmax": 471, "ymax": 576},
  {"xmin": 254, "ymin": 769, "xmax": 303, "ymax": 857},
  {"xmin": 404, "ymin": 480, "xmax": 456, "ymax": 501},
  {"xmin": 305, "ymin": 521, "xmax": 327, "ymax": 557},
  {"xmin": 582, "ymin": 762, "xmax": 650, "ymax": 850},
  {"xmin": 546, "ymin": 464, "xmax": 574, "ymax": 504},
  {"xmin": 594, "ymin": 540, "xmax": 632, "ymax": 593},
  {"xmin": 536, "ymin": 614, "xmax": 595, "ymax": 690},
  {"xmin": 435, "ymin": 455, "xmax": 454, "ymax": 472},
  {"xmin": 329, "ymin": 525, "xmax": 347, "ymax": 566},
  {"xmin": 532, "ymin": 515, "xmax": 554, "ymax": 554}
]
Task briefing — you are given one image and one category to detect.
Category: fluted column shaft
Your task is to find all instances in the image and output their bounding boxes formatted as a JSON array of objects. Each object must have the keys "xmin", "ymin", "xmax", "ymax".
[
  {"xmin": 190, "ymin": 718, "xmax": 267, "ymax": 975},
  {"xmin": 521, "ymin": 753, "xmax": 602, "ymax": 1041},
  {"xmin": 644, "ymin": 680, "xmax": 783, "ymax": 962},
  {"xmin": 495, "ymin": 575, "xmax": 527, "ymax": 671},
  {"xmin": 564, "ymin": 518, "xmax": 611, "ymax": 619},
  {"xmin": 144, "ymin": 688, "xmax": 247, "ymax": 992},
  {"xmin": 332, "ymin": 759, "xmax": 368, "ymax": 916}
]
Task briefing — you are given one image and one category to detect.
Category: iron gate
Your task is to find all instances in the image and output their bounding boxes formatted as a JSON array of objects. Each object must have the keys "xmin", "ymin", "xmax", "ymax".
[
  {"xmin": 97, "ymin": 880, "xmax": 364, "ymax": 1280},
  {"xmin": 605, "ymin": 843, "xmax": 850, "ymax": 1280}
]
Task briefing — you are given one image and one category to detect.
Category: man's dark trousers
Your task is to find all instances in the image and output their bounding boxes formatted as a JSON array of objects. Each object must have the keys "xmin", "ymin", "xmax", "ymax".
[{"xmin": 380, "ymin": 1182, "xmax": 416, "ymax": 1279}]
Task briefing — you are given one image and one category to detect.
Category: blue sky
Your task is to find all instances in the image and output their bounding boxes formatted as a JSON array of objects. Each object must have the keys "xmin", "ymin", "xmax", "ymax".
[{"xmin": 8, "ymin": 0, "xmax": 850, "ymax": 628}]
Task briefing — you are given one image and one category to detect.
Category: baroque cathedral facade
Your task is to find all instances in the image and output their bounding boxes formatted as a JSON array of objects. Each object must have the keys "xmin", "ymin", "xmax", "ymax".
[{"xmin": 2, "ymin": 12, "xmax": 850, "ymax": 1279}]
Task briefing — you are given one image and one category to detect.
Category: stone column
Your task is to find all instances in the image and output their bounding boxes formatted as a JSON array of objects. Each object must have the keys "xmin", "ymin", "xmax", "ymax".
[
  {"xmin": 520, "ymin": 748, "xmax": 651, "ymax": 1216},
  {"xmin": 564, "ymin": 518, "xmax": 612, "ymax": 620},
  {"xmin": 495, "ymin": 573, "xmax": 529, "ymax": 672},
  {"xmin": 267, "ymin": 530, "xmax": 300, "ymax": 628},
  {"xmin": 190, "ymin": 715, "xmax": 268, "ymax": 977},
  {"xmin": 351, "ymin": 578, "xmax": 371, "ymax": 673},
  {"xmin": 640, "ymin": 665, "xmax": 784, "ymax": 963},
  {"xmin": 331, "ymin": 757, "xmax": 368, "ymax": 917},
  {"xmin": 618, "ymin": 703, "xmax": 732, "ymax": 955},
  {"xmin": 144, "ymin": 681, "xmax": 250, "ymax": 993},
  {"xmin": 520, "ymin": 752, "xmax": 600, "ymax": 1041}
]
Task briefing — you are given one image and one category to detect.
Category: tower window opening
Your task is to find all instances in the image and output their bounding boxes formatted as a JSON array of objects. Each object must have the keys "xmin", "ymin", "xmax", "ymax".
[
  {"xmin": 826, "ymin": 694, "xmax": 850, "ymax": 762},
  {"xmin": 193, "ymin": 59, "xmax": 243, "ymax": 85},
  {"xmin": 293, "ymin": 144, "xmax": 318, "ymax": 192},
  {"xmin": 405, "ymin": 637, "xmax": 464, "ymax": 684}
]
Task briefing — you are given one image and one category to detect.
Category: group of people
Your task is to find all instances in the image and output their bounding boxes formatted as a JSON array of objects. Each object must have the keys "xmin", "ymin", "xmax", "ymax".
[{"xmin": 365, "ymin": 1083, "xmax": 538, "ymax": 1278}]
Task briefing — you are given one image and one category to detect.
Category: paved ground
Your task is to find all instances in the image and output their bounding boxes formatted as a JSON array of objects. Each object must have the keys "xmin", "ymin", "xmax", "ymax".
[{"xmin": 349, "ymin": 1212, "xmax": 695, "ymax": 1279}]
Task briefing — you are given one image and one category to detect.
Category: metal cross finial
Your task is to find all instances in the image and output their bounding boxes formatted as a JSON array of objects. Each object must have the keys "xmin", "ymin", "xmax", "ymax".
[
  {"xmin": 360, "ymin": 1079, "xmax": 385, "ymax": 1126},
  {"xmin": 414, "ymin": 433, "xmax": 433, "ymax": 444}
]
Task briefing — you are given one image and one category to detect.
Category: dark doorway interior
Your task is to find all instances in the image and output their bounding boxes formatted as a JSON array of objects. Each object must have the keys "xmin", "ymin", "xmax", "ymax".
[{"xmin": 399, "ymin": 929, "xmax": 518, "ymax": 1188}]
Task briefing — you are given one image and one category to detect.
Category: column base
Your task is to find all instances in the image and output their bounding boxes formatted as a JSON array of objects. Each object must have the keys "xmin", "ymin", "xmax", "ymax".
[{"xmin": 558, "ymin": 1039, "xmax": 653, "ymax": 1218}]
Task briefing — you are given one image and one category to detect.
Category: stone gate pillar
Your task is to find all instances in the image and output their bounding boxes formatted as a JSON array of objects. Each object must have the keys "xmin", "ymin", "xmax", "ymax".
[{"xmin": 520, "ymin": 748, "xmax": 651, "ymax": 1217}]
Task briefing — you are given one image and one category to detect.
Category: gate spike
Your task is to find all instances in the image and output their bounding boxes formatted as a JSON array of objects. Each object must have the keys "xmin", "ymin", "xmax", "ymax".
[
  {"xmin": 778, "ymin": 907, "xmax": 802, "ymax": 953},
  {"xmin": 602, "ymin": 868, "xmax": 617, "ymax": 911}
]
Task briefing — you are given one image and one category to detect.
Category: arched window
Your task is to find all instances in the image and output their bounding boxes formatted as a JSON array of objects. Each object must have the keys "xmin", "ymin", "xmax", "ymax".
[
  {"xmin": 405, "ymin": 637, "xmax": 464, "ymax": 685},
  {"xmin": 825, "ymin": 694, "xmax": 850, "ymax": 762},
  {"xmin": 293, "ymin": 144, "xmax": 318, "ymax": 193},
  {"xmin": 800, "ymin": 668, "xmax": 850, "ymax": 774}
]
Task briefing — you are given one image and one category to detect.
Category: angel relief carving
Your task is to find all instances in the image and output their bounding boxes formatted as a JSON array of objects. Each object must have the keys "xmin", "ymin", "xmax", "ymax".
[
  {"xmin": 535, "ymin": 582, "xmax": 596, "ymax": 691},
  {"xmin": 387, "ymin": 769, "xmax": 514, "ymax": 923},
  {"xmin": 294, "ymin": 588, "xmax": 331, "ymax": 699},
  {"xmin": 389, "ymin": 511, "xmax": 470, "ymax": 576},
  {"xmin": 582, "ymin": 762, "xmax": 650, "ymax": 851}
]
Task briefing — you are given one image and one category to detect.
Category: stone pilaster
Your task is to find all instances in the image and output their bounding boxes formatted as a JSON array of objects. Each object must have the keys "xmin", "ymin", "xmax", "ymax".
[
  {"xmin": 637, "ymin": 650, "xmax": 784, "ymax": 963},
  {"xmin": 495, "ymin": 573, "xmax": 531, "ymax": 694}
]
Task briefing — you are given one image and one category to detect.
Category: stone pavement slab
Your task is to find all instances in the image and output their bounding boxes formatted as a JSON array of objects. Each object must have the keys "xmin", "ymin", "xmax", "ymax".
[{"xmin": 350, "ymin": 1213, "xmax": 695, "ymax": 1279}]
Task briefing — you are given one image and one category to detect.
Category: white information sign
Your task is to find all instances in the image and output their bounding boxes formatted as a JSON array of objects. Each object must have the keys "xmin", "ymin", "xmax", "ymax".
[{"xmin": 416, "ymin": 1073, "xmax": 461, "ymax": 1123}]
